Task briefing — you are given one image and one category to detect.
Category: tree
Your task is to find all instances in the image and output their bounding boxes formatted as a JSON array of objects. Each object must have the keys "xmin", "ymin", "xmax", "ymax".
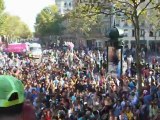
[
  {"xmin": 111, "ymin": 0, "xmax": 160, "ymax": 95},
  {"xmin": 0, "ymin": 14, "xmax": 32, "ymax": 41},
  {"xmin": 0, "ymin": 0, "xmax": 32, "ymax": 41},
  {"xmin": 144, "ymin": 8, "xmax": 160, "ymax": 55},
  {"xmin": 145, "ymin": 8, "xmax": 160, "ymax": 32},
  {"xmin": 35, "ymin": 5, "xmax": 64, "ymax": 36},
  {"xmin": 14, "ymin": 21, "xmax": 32, "ymax": 39},
  {"xmin": 0, "ymin": 13, "xmax": 8, "ymax": 35},
  {"xmin": 0, "ymin": 0, "xmax": 5, "ymax": 33},
  {"xmin": 0, "ymin": 0, "xmax": 4, "ymax": 13},
  {"xmin": 78, "ymin": 0, "xmax": 160, "ymax": 95},
  {"xmin": 65, "ymin": 4, "xmax": 101, "ymax": 37}
]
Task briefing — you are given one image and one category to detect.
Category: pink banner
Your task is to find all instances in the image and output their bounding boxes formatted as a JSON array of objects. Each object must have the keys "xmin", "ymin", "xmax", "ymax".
[{"xmin": 4, "ymin": 43, "xmax": 27, "ymax": 53}]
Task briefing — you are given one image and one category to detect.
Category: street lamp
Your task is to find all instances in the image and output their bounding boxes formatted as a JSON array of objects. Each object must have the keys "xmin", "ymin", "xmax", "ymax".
[{"xmin": 106, "ymin": 22, "xmax": 124, "ymax": 77}]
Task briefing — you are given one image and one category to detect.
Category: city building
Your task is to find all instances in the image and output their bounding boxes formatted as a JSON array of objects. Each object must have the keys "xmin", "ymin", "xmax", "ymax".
[
  {"xmin": 56, "ymin": 0, "xmax": 160, "ymax": 51},
  {"xmin": 55, "ymin": 0, "xmax": 74, "ymax": 15},
  {"xmin": 116, "ymin": 16, "xmax": 160, "ymax": 50},
  {"xmin": 115, "ymin": 0, "xmax": 160, "ymax": 51},
  {"xmin": 65, "ymin": 0, "xmax": 112, "ymax": 49},
  {"xmin": 79, "ymin": 0, "xmax": 160, "ymax": 51}
]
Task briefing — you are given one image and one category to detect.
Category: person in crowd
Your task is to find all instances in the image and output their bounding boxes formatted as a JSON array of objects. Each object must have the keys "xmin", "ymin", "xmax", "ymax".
[
  {"xmin": 0, "ymin": 45, "xmax": 159, "ymax": 120},
  {"xmin": 0, "ymin": 75, "xmax": 36, "ymax": 120}
]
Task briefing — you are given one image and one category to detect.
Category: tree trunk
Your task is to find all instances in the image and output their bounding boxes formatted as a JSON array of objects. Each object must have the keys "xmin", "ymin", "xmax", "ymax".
[{"xmin": 135, "ymin": 15, "xmax": 143, "ymax": 96}]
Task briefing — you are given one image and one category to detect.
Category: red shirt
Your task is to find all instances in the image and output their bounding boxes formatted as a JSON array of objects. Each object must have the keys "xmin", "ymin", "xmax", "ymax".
[
  {"xmin": 22, "ymin": 102, "xmax": 36, "ymax": 120},
  {"xmin": 45, "ymin": 116, "xmax": 52, "ymax": 120}
]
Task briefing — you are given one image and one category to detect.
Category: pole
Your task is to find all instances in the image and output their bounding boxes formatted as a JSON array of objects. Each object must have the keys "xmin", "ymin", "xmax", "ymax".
[
  {"xmin": 120, "ymin": 45, "xmax": 123, "ymax": 76},
  {"xmin": 107, "ymin": 3, "xmax": 114, "ymax": 74},
  {"xmin": 107, "ymin": 44, "xmax": 109, "ymax": 73}
]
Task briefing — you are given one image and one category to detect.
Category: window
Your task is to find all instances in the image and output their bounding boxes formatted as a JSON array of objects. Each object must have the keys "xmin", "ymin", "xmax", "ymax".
[
  {"xmin": 97, "ymin": 27, "xmax": 101, "ymax": 33},
  {"xmin": 96, "ymin": 41, "xmax": 102, "ymax": 48},
  {"xmin": 116, "ymin": 18, "xmax": 120, "ymax": 26},
  {"xmin": 116, "ymin": 24, "xmax": 120, "ymax": 26},
  {"xmin": 132, "ymin": 29, "xmax": 135, "ymax": 37},
  {"xmin": 69, "ymin": 2, "xmax": 72, "ymax": 7},
  {"xmin": 116, "ymin": 12, "xmax": 121, "ymax": 16},
  {"xmin": 99, "ymin": 42, "xmax": 102, "ymax": 47},
  {"xmin": 115, "ymin": 21, "xmax": 120, "ymax": 26},
  {"xmin": 124, "ymin": 29, "xmax": 128, "ymax": 37},
  {"xmin": 121, "ymin": 17, "xmax": 125, "ymax": 22},
  {"xmin": 149, "ymin": 31, "xmax": 153, "ymax": 37},
  {"xmin": 124, "ymin": 21, "xmax": 128, "ymax": 26},
  {"xmin": 64, "ymin": 2, "xmax": 67, "ymax": 6},
  {"xmin": 140, "ymin": 29, "xmax": 145, "ymax": 36}
]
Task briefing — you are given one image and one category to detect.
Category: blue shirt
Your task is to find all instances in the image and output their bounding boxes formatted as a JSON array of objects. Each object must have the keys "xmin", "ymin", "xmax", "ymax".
[
  {"xmin": 71, "ymin": 95, "xmax": 76, "ymax": 103},
  {"xmin": 143, "ymin": 95, "xmax": 152, "ymax": 105},
  {"xmin": 129, "ymin": 82, "xmax": 136, "ymax": 91},
  {"xmin": 150, "ymin": 85, "xmax": 157, "ymax": 95},
  {"xmin": 113, "ymin": 104, "xmax": 122, "ymax": 117}
]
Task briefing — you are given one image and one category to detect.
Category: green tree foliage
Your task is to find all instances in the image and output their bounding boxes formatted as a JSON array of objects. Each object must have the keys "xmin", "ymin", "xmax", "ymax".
[
  {"xmin": 111, "ymin": 0, "xmax": 160, "ymax": 95},
  {"xmin": 0, "ymin": 0, "xmax": 4, "ymax": 13},
  {"xmin": 0, "ymin": 0, "xmax": 32, "ymax": 40},
  {"xmin": 0, "ymin": 0, "xmax": 5, "ymax": 32},
  {"xmin": 35, "ymin": 5, "xmax": 64, "ymax": 36},
  {"xmin": 65, "ymin": 4, "xmax": 101, "ymax": 36},
  {"xmin": 0, "ymin": 13, "xmax": 32, "ymax": 39},
  {"xmin": 78, "ymin": 0, "xmax": 160, "ymax": 94},
  {"xmin": 0, "ymin": 13, "xmax": 8, "ymax": 34},
  {"xmin": 144, "ymin": 9, "xmax": 160, "ymax": 32}
]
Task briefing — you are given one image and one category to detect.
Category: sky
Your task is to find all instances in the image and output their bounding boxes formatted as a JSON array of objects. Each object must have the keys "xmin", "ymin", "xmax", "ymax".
[{"xmin": 5, "ymin": 0, "xmax": 55, "ymax": 32}]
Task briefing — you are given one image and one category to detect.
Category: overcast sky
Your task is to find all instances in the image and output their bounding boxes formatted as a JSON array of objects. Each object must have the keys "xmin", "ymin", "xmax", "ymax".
[{"xmin": 5, "ymin": 0, "xmax": 55, "ymax": 32}]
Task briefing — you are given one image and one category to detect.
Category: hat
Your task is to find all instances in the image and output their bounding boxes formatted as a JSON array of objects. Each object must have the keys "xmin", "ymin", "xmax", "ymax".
[{"xmin": 0, "ymin": 75, "xmax": 25, "ymax": 107}]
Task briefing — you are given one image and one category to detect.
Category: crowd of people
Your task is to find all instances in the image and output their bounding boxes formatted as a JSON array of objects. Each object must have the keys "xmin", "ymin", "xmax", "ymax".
[{"xmin": 0, "ymin": 45, "xmax": 160, "ymax": 120}]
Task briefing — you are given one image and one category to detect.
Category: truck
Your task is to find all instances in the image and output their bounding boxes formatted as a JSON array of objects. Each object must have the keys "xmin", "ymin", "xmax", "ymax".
[
  {"xmin": 29, "ymin": 43, "xmax": 42, "ymax": 59},
  {"xmin": 4, "ymin": 43, "xmax": 30, "ymax": 53},
  {"xmin": 3, "ymin": 42, "xmax": 43, "ymax": 59}
]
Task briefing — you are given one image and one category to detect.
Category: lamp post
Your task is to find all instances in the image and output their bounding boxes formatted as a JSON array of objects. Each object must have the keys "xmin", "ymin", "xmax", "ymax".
[{"xmin": 106, "ymin": 22, "xmax": 124, "ymax": 77}]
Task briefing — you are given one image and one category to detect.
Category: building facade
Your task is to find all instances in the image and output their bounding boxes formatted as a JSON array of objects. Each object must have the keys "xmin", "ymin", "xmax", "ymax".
[
  {"xmin": 84, "ymin": 0, "xmax": 160, "ymax": 51},
  {"xmin": 55, "ymin": 0, "xmax": 160, "ymax": 51},
  {"xmin": 114, "ymin": 0, "xmax": 160, "ymax": 51},
  {"xmin": 55, "ymin": 0, "xmax": 74, "ymax": 15}
]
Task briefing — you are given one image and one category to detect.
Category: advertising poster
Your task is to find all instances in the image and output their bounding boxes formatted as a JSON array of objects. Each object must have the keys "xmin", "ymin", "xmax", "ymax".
[{"xmin": 108, "ymin": 46, "xmax": 122, "ymax": 77}]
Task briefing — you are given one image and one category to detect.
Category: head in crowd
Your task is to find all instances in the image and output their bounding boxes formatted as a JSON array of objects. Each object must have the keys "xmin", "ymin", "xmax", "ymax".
[{"xmin": 0, "ymin": 75, "xmax": 35, "ymax": 120}]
